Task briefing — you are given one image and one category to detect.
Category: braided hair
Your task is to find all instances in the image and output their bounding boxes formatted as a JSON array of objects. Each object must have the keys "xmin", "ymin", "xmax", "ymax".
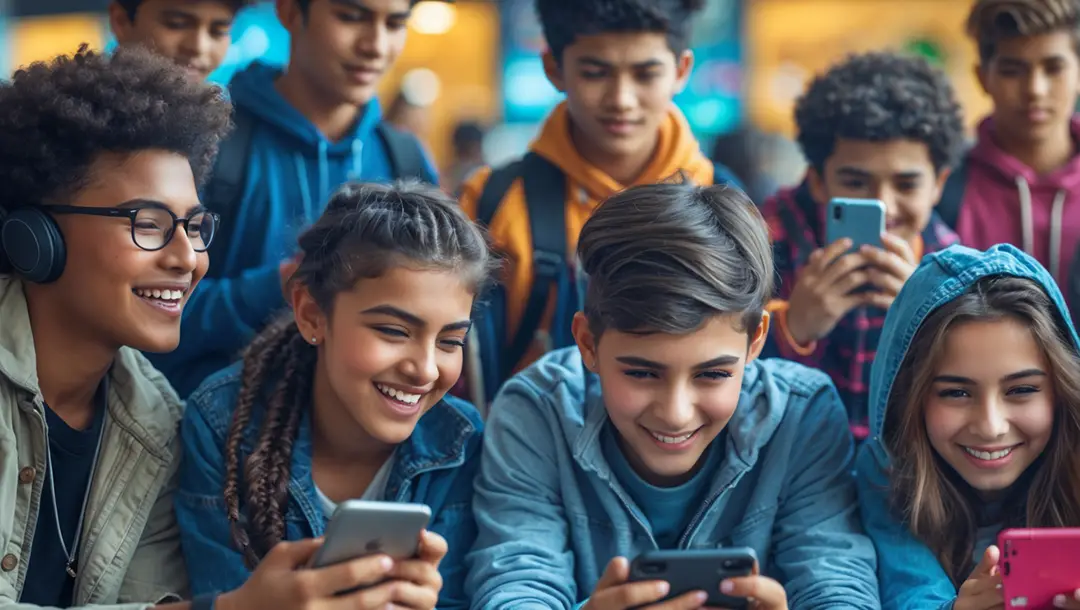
[{"xmin": 223, "ymin": 181, "xmax": 495, "ymax": 567}]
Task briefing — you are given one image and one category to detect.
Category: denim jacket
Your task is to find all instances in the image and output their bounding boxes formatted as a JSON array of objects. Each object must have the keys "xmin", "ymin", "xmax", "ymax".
[
  {"xmin": 466, "ymin": 348, "xmax": 880, "ymax": 609},
  {"xmin": 175, "ymin": 361, "xmax": 483, "ymax": 609},
  {"xmin": 0, "ymin": 275, "xmax": 188, "ymax": 609},
  {"xmin": 855, "ymin": 244, "xmax": 1080, "ymax": 610}
]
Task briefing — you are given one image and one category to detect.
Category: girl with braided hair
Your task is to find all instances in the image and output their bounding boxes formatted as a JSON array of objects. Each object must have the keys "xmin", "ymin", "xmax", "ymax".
[{"xmin": 175, "ymin": 181, "xmax": 495, "ymax": 610}]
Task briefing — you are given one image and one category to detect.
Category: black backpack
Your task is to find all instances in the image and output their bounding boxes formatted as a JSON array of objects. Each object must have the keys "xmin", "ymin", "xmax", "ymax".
[{"xmin": 202, "ymin": 107, "xmax": 430, "ymax": 278}]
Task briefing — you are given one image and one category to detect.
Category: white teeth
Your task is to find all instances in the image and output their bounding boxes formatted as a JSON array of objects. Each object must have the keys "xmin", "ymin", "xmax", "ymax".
[
  {"xmin": 649, "ymin": 430, "xmax": 696, "ymax": 444},
  {"xmin": 375, "ymin": 383, "xmax": 422, "ymax": 405},
  {"xmin": 964, "ymin": 446, "xmax": 1014, "ymax": 460},
  {"xmin": 134, "ymin": 288, "xmax": 184, "ymax": 301}
]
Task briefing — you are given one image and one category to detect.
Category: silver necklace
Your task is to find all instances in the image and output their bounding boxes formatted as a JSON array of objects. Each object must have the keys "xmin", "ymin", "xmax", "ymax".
[{"xmin": 43, "ymin": 403, "xmax": 106, "ymax": 580}]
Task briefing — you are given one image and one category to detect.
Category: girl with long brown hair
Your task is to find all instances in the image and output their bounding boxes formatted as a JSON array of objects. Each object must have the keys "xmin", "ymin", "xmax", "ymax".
[
  {"xmin": 857, "ymin": 244, "xmax": 1080, "ymax": 610},
  {"xmin": 173, "ymin": 181, "xmax": 496, "ymax": 610}
]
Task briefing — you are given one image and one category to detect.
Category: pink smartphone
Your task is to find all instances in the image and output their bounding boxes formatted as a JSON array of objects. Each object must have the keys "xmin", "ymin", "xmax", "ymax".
[{"xmin": 999, "ymin": 528, "xmax": 1080, "ymax": 609}]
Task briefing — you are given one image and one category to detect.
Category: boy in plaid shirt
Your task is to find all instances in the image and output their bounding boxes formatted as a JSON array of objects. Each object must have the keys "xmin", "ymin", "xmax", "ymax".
[{"xmin": 761, "ymin": 52, "xmax": 965, "ymax": 440}]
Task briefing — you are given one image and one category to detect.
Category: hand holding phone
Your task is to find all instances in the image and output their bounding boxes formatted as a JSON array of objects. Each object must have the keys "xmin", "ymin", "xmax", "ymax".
[
  {"xmin": 955, "ymin": 545, "xmax": 1004, "ymax": 610},
  {"xmin": 786, "ymin": 238, "xmax": 876, "ymax": 345},
  {"xmin": 999, "ymin": 528, "xmax": 1080, "ymax": 610},
  {"xmin": 215, "ymin": 538, "xmax": 399, "ymax": 610},
  {"xmin": 582, "ymin": 557, "xmax": 708, "ymax": 610}
]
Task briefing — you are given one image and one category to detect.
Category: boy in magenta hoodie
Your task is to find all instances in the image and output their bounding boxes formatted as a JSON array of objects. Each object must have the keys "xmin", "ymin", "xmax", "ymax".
[{"xmin": 938, "ymin": 0, "xmax": 1080, "ymax": 309}]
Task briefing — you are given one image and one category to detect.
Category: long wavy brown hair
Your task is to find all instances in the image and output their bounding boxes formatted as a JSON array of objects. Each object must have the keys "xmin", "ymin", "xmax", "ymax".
[
  {"xmin": 222, "ymin": 181, "xmax": 495, "ymax": 568},
  {"xmin": 884, "ymin": 276, "xmax": 1080, "ymax": 584}
]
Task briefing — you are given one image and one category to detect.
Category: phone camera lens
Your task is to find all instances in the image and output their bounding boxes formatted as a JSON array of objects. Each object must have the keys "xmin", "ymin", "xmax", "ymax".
[
  {"xmin": 641, "ymin": 562, "xmax": 666, "ymax": 575},
  {"xmin": 833, "ymin": 206, "xmax": 843, "ymax": 220},
  {"xmin": 1003, "ymin": 561, "xmax": 1011, "ymax": 576}
]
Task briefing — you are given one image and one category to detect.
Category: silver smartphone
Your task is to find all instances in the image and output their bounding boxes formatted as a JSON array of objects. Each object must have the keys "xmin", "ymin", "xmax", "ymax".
[{"xmin": 309, "ymin": 500, "xmax": 431, "ymax": 569}]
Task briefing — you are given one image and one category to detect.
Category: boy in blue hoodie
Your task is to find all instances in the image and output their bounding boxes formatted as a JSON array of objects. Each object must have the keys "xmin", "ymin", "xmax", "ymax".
[
  {"xmin": 149, "ymin": 0, "xmax": 439, "ymax": 397},
  {"xmin": 467, "ymin": 181, "xmax": 879, "ymax": 609}
]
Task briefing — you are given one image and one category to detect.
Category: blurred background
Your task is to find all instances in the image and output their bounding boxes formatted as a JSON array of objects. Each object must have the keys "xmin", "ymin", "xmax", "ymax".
[{"xmin": 0, "ymin": 0, "xmax": 992, "ymax": 190}]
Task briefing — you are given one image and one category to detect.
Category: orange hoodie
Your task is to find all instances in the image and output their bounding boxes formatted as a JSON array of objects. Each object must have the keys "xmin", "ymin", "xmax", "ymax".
[{"xmin": 460, "ymin": 101, "xmax": 714, "ymax": 371}]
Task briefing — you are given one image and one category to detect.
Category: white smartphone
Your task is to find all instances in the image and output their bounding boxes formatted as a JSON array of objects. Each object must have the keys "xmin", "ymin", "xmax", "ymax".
[{"xmin": 308, "ymin": 500, "xmax": 431, "ymax": 569}]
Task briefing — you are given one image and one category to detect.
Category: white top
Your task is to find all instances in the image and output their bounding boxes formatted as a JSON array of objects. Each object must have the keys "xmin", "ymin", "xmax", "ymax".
[{"xmin": 315, "ymin": 450, "xmax": 397, "ymax": 516}]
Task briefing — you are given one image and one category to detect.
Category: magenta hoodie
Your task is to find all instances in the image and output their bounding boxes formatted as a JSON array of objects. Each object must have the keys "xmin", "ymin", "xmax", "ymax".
[{"xmin": 955, "ymin": 117, "xmax": 1080, "ymax": 300}]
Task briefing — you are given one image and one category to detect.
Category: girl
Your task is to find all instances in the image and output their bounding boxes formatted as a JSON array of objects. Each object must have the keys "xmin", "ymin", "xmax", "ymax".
[
  {"xmin": 176, "ymin": 181, "xmax": 495, "ymax": 609},
  {"xmin": 857, "ymin": 243, "xmax": 1080, "ymax": 610},
  {"xmin": 466, "ymin": 182, "xmax": 879, "ymax": 610}
]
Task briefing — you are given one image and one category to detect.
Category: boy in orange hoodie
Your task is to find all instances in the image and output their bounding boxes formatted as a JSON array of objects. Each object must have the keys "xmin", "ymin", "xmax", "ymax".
[{"xmin": 459, "ymin": 0, "xmax": 741, "ymax": 407}]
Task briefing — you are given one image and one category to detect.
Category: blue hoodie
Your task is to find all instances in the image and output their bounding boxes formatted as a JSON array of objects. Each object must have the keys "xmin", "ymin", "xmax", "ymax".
[
  {"xmin": 466, "ymin": 347, "xmax": 880, "ymax": 609},
  {"xmin": 855, "ymin": 243, "xmax": 1080, "ymax": 610},
  {"xmin": 147, "ymin": 63, "xmax": 438, "ymax": 397}
]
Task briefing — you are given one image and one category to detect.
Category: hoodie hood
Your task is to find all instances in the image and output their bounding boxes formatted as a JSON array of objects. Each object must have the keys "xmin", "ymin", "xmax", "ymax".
[
  {"xmin": 529, "ymin": 102, "xmax": 713, "ymax": 203},
  {"xmin": 866, "ymin": 243, "xmax": 1080, "ymax": 467},
  {"xmin": 964, "ymin": 117, "xmax": 1080, "ymax": 285}
]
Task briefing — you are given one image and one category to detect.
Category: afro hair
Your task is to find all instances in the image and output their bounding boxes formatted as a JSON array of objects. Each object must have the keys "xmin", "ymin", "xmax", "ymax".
[
  {"xmin": 966, "ymin": 0, "xmax": 1080, "ymax": 62},
  {"xmin": 0, "ymin": 44, "xmax": 232, "ymax": 211},
  {"xmin": 793, "ymin": 51, "xmax": 966, "ymax": 173},
  {"xmin": 536, "ymin": 0, "xmax": 706, "ymax": 60},
  {"xmin": 115, "ymin": 0, "xmax": 255, "ymax": 20}
]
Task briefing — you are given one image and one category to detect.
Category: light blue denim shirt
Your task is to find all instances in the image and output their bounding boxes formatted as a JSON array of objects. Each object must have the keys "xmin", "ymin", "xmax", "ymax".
[
  {"xmin": 855, "ymin": 243, "xmax": 1080, "ymax": 610},
  {"xmin": 466, "ymin": 348, "xmax": 880, "ymax": 609},
  {"xmin": 175, "ymin": 361, "xmax": 483, "ymax": 609}
]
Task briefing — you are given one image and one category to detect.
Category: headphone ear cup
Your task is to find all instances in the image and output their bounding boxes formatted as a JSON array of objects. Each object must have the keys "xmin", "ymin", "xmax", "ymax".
[{"xmin": 0, "ymin": 208, "xmax": 66, "ymax": 283}]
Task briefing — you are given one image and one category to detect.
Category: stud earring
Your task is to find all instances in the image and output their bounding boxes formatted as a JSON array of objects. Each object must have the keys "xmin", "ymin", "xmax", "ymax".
[{"xmin": 310, "ymin": 336, "xmax": 318, "ymax": 344}]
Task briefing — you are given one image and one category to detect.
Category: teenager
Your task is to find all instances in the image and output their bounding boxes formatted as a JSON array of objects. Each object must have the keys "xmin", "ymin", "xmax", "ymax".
[
  {"xmin": 150, "ymin": 0, "xmax": 439, "ymax": 398},
  {"xmin": 938, "ymin": 0, "xmax": 1080, "ymax": 316},
  {"xmin": 760, "ymin": 51, "xmax": 964, "ymax": 440},
  {"xmin": 0, "ymin": 44, "xmax": 380, "ymax": 610},
  {"xmin": 109, "ymin": 0, "xmax": 252, "ymax": 80},
  {"xmin": 457, "ymin": 0, "xmax": 742, "ymax": 408},
  {"xmin": 176, "ymin": 182, "xmax": 495, "ymax": 609},
  {"xmin": 466, "ymin": 181, "xmax": 879, "ymax": 609},
  {"xmin": 857, "ymin": 243, "xmax": 1080, "ymax": 610}
]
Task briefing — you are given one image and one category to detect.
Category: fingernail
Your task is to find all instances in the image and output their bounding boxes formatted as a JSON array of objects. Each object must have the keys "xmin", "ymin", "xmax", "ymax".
[
  {"xmin": 1055, "ymin": 594, "xmax": 1067, "ymax": 607},
  {"xmin": 656, "ymin": 581, "xmax": 670, "ymax": 595},
  {"xmin": 379, "ymin": 556, "xmax": 393, "ymax": 570},
  {"xmin": 694, "ymin": 591, "xmax": 708, "ymax": 603},
  {"xmin": 721, "ymin": 579, "xmax": 734, "ymax": 593},
  {"xmin": 1074, "ymin": 588, "xmax": 1080, "ymax": 599}
]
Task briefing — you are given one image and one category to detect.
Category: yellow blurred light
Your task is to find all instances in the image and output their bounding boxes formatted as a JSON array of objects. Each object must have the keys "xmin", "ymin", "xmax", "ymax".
[{"xmin": 410, "ymin": 1, "xmax": 457, "ymax": 35}]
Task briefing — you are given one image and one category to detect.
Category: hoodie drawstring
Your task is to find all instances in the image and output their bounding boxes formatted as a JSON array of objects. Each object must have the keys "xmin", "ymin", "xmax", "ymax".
[
  {"xmin": 1015, "ymin": 176, "xmax": 1067, "ymax": 282},
  {"xmin": 293, "ymin": 152, "xmax": 313, "ymax": 221},
  {"xmin": 292, "ymin": 141, "xmax": 332, "ymax": 224},
  {"xmin": 318, "ymin": 140, "xmax": 329, "ymax": 207},
  {"xmin": 350, "ymin": 140, "xmax": 364, "ymax": 182}
]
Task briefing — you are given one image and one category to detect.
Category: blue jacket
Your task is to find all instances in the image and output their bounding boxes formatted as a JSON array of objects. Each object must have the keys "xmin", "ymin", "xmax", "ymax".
[
  {"xmin": 855, "ymin": 243, "xmax": 1080, "ymax": 610},
  {"xmin": 466, "ymin": 348, "xmax": 880, "ymax": 609},
  {"xmin": 148, "ymin": 62, "xmax": 439, "ymax": 397},
  {"xmin": 175, "ymin": 361, "xmax": 481, "ymax": 609}
]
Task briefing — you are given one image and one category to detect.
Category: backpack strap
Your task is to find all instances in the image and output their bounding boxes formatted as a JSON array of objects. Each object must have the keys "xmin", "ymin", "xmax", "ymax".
[
  {"xmin": 475, "ymin": 160, "xmax": 523, "ymax": 226},
  {"xmin": 375, "ymin": 121, "xmax": 429, "ymax": 182},
  {"xmin": 936, "ymin": 155, "xmax": 969, "ymax": 230},
  {"xmin": 507, "ymin": 152, "xmax": 567, "ymax": 369},
  {"xmin": 203, "ymin": 106, "xmax": 257, "ymax": 278}
]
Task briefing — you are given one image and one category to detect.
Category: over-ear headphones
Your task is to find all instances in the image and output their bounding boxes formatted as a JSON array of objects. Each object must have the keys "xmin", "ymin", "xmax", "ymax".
[{"xmin": 0, "ymin": 207, "xmax": 67, "ymax": 283}]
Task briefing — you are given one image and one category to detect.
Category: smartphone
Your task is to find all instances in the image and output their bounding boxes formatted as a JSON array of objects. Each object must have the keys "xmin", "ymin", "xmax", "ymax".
[
  {"xmin": 825, "ymin": 198, "xmax": 885, "ymax": 253},
  {"xmin": 999, "ymin": 528, "xmax": 1080, "ymax": 609},
  {"xmin": 628, "ymin": 548, "xmax": 757, "ymax": 609},
  {"xmin": 308, "ymin": 500, "xmax": 431, "ymax": 570}
]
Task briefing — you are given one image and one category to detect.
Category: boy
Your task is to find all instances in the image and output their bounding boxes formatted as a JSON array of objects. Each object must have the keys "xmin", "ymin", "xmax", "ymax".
[
  {"xmin": 109, "ymin": 0, "xmax": 252, "ymax": 80},
  {"xmin": 937, "ymin": 0, "xmax": 1080, "ymax": 315},
  {"xmin": 148, "ymin": 0, "xmax": 439, "ymax": 397},
  {"xmin": 466, "ymin": 182, "xmax": 879, "ymax": 609},
  {"xmin": 0, "ymin": 43, "xmax": 436, "ymax": 610},
  {"xmin": 459, "ymin": 0, "xmax": 742, "ymax": 407},
  {"xmin": 761, "ymin": 52, "xmax": 965, "ymax": 440}
]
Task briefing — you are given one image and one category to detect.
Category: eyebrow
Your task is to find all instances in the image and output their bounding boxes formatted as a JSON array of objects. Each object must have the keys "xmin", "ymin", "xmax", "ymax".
[
  {"xmin": 329, "ymin": 0, "xmax": 412, "ymax": 18},
  {"xmin": 160, "ymin": 8, "xmax": 232, "ymax": 24},
  {"xmin": 998, "ymin": 55, "xmax": 1068, "ymax": 66},
  {"xmin": 836, "ymin": 167, "xmax": 924, "ymax": 181},
  {"xmin": 615, "ymin": 354, "xmax": 741, "ymax": 371},
  {"xmin": 361, "ymin": 304, "xmax": 472, "ymax": 332},
  {"xmin": 578, "ymin": 57, "xmax": 665, "ymax": 70},
  {"xmin": 933, "ymin": 369, "xmax": 1047, "ymax": 385},
  {"xmin": 116, "ymin": 198, "xmax": 204, "ymax": 216}
]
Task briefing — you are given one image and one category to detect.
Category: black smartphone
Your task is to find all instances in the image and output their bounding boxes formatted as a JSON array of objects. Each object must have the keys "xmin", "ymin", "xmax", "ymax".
[{"xmin": 628, "ymin": 548, "xmax": 757, "ymax": 609}]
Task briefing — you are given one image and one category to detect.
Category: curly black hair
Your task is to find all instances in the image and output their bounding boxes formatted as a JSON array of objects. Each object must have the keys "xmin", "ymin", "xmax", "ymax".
[
  {"xmin": 967, "ymin": 0, "xmax": 1080, "ymax": 62},
  {"xmin": 793, "ymin": 51, "xmax": 966, "ymax": 173},
  {"xmin": 0, "ymin": 44, "xmax": 232, "ymax": 211},
  {"xmin": 115, "ymin": 0, "xmax": 254, "ymax": 20},
  {"xmin": 536, "ymin": 0, "xmax": 706, "ymax": 60}
]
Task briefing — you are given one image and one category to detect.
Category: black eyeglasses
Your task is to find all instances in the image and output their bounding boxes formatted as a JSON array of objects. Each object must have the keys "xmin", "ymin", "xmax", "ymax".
[{"xmin": 45, "ymin": 204, "xmax": 219, "ymax": 253}]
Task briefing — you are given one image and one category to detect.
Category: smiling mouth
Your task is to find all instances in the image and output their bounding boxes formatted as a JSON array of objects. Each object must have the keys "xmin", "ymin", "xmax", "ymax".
[
  {"xmin": 645, "ymin": 427, "xmax": 702, "ymax": 444},
  {"xmin": 374, "ymin": 383, "xmax": 423, "ymax": 405},
  {"xmin": 962, "ymin": 445, "xmax": 1019, "ymax": 461}
]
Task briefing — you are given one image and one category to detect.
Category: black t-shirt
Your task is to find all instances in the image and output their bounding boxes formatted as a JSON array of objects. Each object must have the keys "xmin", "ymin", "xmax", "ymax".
[{"xmin": 19, "ymin": 381, "xmax": 107, "ymax": 607}]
